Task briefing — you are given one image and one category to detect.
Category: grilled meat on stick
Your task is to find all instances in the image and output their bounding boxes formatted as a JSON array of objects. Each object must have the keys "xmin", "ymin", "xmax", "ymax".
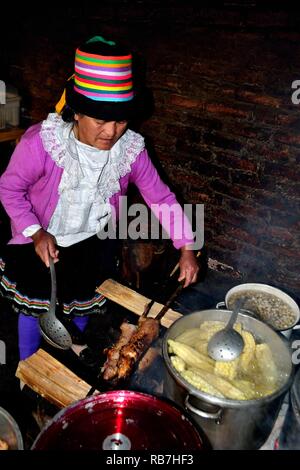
[
  {"xmin": 116, "ymin": 282, "xmax": 185, "ymax": 380},
  {"xmin": 102, "ymin": 322, "xmax": 137, "ymax": 381},
  {"xmin": 102, "ymin": 261, "xmax": 192, "ymax": 383},
  {"xmin": 103, "ymin": 281, "xmax": 185, "ymax": 382},
  {"xmin": 116, "ymin": 316, "xmax": 160, "ymax": 380}
]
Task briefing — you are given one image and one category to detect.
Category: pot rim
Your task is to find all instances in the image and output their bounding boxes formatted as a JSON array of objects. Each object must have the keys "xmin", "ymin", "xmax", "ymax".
[
  {"xmin": 163, "ymin": 309, "xmax": 294, "ymax": 409},
  {"xmin": 0, "ymin": 406, "xmax": 24, "ymax": 450},
  {"xmin": 225, "ymin": 283, "xmax": 300, "ymax": 332}
]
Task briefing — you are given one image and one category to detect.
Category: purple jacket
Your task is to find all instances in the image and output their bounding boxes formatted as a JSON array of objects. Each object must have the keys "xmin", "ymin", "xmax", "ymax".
[{"xmin": 0, "ymin": 123, "xmax": 194, "ymax": 249}]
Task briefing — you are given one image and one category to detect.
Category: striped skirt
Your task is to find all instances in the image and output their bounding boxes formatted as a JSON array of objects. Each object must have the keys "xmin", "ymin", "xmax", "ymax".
[{"xmin": 0, "ymin": 235, "xmax": 119, "ymax": 317}]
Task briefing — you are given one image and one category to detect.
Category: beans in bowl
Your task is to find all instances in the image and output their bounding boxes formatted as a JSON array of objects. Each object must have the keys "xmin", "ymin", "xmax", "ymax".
[{"xmin": 228, "ymin": 291, "xmax": 297, "ymax": 330}]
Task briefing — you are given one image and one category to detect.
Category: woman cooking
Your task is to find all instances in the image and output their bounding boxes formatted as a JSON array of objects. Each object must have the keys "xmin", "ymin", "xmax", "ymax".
[{"xmin": 0, "ymin": 35, "xmax": 199, "ymax": 361}]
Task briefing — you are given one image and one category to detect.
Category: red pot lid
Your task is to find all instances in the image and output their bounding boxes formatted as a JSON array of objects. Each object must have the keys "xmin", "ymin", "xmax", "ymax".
[{"xmin": 32, "ymin": 390, "xmax": 207, "ymax": 450}]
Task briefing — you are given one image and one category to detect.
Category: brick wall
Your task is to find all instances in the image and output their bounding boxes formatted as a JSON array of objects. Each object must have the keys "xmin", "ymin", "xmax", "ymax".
[{"xmin": 1, "ymin": 2, "xmax": 299, "ymax": 299}]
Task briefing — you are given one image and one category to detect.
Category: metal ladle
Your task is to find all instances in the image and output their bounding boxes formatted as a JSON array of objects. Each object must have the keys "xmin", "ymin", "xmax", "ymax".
[
  {"xmin": 39, "ymin": 257, "xmax": 72, "ymax": 350},
  {"xmin": 207, "ymin": 298, "xmax": 245, "ymax": 361}
]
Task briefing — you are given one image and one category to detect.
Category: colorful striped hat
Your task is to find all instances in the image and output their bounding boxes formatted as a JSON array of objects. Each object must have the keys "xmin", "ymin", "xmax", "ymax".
[{"xmin": 65, "ymin": 36, "xmax": 137, "ymax": 121}]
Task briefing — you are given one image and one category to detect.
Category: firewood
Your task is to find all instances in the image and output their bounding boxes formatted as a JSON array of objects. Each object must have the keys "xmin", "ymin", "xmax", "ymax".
[
  {"xmin": 16, "ymin": 349, "xmax": 96, "ymax": 408},
  {"xmin": 96, "ymin": 278, "xmax": 182, "ymax": 328}
]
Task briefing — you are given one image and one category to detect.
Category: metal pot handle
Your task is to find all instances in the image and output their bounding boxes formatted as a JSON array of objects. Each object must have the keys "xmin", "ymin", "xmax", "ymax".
[
  {"xmin": 185, "ymin": 395, "xmax": 222, "ymax": 421},
  {"xmin": 216, "ymin": 301, "xmax": 226, "ymax": 309}
]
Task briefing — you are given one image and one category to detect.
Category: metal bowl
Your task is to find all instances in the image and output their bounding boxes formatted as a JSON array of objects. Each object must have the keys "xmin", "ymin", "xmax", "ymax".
[
  {"xmin": 32, "ymin": 390, "xmax": 207, "ymax": 450},
  {"xmin": 225, "ymin": 283, "xmax": 300, "ymax": 334},
  {"xmin": 0, "ymin": 407, "xmax": 23, "ymax": 450}
]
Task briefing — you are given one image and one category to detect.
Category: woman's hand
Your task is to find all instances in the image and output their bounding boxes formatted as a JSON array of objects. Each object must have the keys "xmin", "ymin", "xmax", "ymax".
[
  {"xmin": 31, "ymin": 229, "xmax": 59, "ymax": 267},
  {"xmin": 178, "ymin": 246, "xmax": 199, "ymax": 288}
]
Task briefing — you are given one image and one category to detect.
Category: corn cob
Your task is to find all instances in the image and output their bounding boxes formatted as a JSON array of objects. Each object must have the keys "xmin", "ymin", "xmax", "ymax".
[
  {"xmin": 194, "ymin": 340, "xmax": 208, "ymax": 355},
  {"xmin": 198, "ymin": 321, "xmax": 243, "ymax": 342},
  {"xmin": 189, "ymin": 367, "xmax": 246, "ymax": 400},
  {"xmin": 176, "ymin": 328, "xmax": 202, "ymax": 347},
  {"xmin": 239, "ymin": 330, "xmax": 256, "ymax": 373},
  {"xmin": 198, "ymin": 321, "xmax": 225, "ymax": 342},
  {"xmin": 214, "ymin": 357, "xmax": 239, "ymax": 381},
  {"xmin": 199, "ymin": 321, "xmax": 225, "ymax": 331},
  {"xmin": 181, "ymin": 369, "xmax": 224, "ymax": 398},
  {"xmin": 255, "ymin": 343, "xmax": 278, "ymax": 386},
  {"xmin": 168, "ymin": 340, "xmax": 214, "ymax": 371},
  {"xmin": 234, "ymin": 379, "xmax": 256, "ymax": 400},
  {"xmin": 170, "ymin": 355, "xmax": 186, "ymax": 373}
]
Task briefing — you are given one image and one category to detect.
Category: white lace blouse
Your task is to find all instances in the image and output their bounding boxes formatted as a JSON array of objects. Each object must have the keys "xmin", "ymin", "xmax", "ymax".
[{"xmin": 23, "ymin": 113, "xmax": 145, "ymax": 247}]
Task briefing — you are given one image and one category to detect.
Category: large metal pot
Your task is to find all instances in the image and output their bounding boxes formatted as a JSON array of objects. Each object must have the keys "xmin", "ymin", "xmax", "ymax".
[
  {"xmin": 163, "ymin": 309, "xmax": 294, "ymax": 450},
  {"xmin": 0, "ymin": 407, "xmax": 23, "ymax": 450},
  {"xmin": 32, "ymin": 390, "xmax": 208, "ymax": 450},
  {"xmin": 278, "ymin": 366, "xmax": 300, "ymax": 449}
]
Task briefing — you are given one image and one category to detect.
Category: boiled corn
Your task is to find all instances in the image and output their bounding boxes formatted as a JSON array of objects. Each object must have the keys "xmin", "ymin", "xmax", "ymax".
[
  {"xmin": 214, "ymin": 357, "xmax": 239, "ymax": 381},
  {"xmin": 194, "ymin": 340, "xmax": 208, "ymax": 355},
  {"xmin": 176, "ymin": 328, "xmax": 202, "ymax": 347},
  {"xmin": 181, "ymin": 369, "xmax": 224, "ymax": 398},
  {"xmin": 168, "ymin": 340, "xmax": 214, "ymax": 371},
  {"xmin": 198, "ymin": 321, "xmax": 243, "ymax": 342},
  {"xmin": 190, "ymin": 367, "xmax": 246, "ymax": 400},
  {"xmin": 170, "ymin": 355, "xmax": 186, "ymax": 373},
  {"xmin": 255, "ymin": 343, "xmax": 278, "ymax": 386},
  {"xmin": 239, "ymin": 330, "xmax": 256, "ymax": 373},
  {"xmin": 234, "ymin": 379, "xmax": 256, "ymax": 400}
]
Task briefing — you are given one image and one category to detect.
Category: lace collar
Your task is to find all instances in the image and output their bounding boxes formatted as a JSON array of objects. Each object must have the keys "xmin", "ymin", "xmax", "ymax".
[{"xmin": 40, "ymin": 113, "xmax": 145, "ymax": 200}]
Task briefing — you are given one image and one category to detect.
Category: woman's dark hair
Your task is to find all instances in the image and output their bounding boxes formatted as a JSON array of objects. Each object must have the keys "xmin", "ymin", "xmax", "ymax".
[{"xmin": 61, "ymin": 105, "xmax": 76, "ymax": 123}]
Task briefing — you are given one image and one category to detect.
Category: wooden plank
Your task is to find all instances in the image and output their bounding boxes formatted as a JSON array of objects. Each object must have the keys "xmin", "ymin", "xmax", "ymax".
[
  {"xmin": 96, "ymin": 278, "xmax": 182, "ymax": 329},
  {"xmin": 16, "ymin": 349, "xmax": 95, "ymax": 408},
  {"xmin": 35, "ymin": 349, "xmax": 90, "ymax": 395},
  {"xmin": 17, "ymin": 365, "xmax": 77, "ymax": 408}
]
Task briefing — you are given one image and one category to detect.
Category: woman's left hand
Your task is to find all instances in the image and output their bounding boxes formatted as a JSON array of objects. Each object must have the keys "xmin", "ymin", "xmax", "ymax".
[{"xmin": 178, "ymin": 246, "xmax": 200, "ymax": 288}]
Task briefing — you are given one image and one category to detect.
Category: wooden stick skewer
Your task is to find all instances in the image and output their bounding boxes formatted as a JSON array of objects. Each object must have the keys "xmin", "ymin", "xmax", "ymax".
[{"xmin": 141, "ymin": 250, "xmax": 201, "ymax": 319}]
